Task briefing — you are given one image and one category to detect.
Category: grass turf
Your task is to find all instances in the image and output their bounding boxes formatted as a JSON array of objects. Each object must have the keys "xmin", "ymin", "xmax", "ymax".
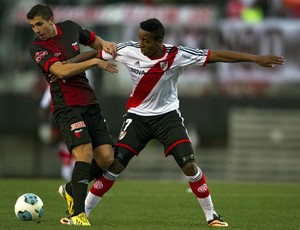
[{"xmin": 0, "ymin": 178, "xmax": 299, "ymax": 229}]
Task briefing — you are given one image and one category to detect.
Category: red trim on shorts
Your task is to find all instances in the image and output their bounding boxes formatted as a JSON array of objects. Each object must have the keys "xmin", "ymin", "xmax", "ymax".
[
  {"xmin": 165, "ymin": 139, "xmax": 191, "ymax": 156},
  {"xmin": 116, "ymin": 143, "xmax": 139, "ymax": 155}
]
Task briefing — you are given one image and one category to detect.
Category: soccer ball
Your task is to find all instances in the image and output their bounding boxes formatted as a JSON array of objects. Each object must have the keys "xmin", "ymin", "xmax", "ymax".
[{"xmin": 14, "ymin": 193, "xmax": 44, "ymax": 221}]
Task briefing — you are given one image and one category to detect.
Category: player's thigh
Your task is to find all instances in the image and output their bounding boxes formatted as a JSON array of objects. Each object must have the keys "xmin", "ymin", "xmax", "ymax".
[
  {"xmin": 85, "ymin": 104, "xmax": 115, "ymax": 148},
  {"xmin": 53, "ymin": 106, "xmax": 92, "ymax": 154},
  {"xmin": 154, "ymin": 111, "xmax": 191, "ymax": 153},
  {"xmin": 116, "ymin": 113, "xmax": 150, "ymax": 155}
]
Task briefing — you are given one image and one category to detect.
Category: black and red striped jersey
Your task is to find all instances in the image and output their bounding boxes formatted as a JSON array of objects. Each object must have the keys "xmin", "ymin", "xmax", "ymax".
[{"xmin": 29, "ymin": 20, "xmax": 98, "ymax": 112}]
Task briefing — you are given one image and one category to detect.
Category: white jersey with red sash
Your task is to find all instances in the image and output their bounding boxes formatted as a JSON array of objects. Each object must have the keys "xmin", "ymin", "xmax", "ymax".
[{"xmin": 100, "ymin": 41, "xmax": 210, "ymax": 116}]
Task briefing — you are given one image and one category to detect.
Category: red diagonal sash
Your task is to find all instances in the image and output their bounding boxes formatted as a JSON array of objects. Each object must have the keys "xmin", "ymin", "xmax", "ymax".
[{"xmin": 126, "ymin": 46, "xmax": 178, "ymax": 110}]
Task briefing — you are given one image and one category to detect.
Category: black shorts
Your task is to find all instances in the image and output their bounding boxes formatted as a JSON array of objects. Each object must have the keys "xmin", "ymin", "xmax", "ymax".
[
  {"xmin": 116, "ymin": 110, "xmax": 192, "ymax": 157},
  {"xmin": 53, "ymin": 104, "xmax": 114, "ymax": 153}
]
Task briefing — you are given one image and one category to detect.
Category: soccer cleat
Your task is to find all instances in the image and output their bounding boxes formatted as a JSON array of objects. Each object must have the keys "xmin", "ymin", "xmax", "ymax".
[
  {"xmin": 60, "ymin": 212, "xmax": 91, "ymax": 226},
  {"xmin": 58, "ymin": 184, "xmax": 74, "ymax": 215},
  {"xmin": 207, "ymin": 214, "xmax": 229, "ymax": 227}
]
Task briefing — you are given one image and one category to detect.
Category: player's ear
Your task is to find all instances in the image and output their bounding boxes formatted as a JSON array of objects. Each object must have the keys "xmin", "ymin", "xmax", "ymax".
[
  {"xmin": 49, "ymin": 16, "xmax": 55, "ymax": 24},
  {"xmin": 157, "ymin": 38, "xmax": 163, "ymax": 44}
]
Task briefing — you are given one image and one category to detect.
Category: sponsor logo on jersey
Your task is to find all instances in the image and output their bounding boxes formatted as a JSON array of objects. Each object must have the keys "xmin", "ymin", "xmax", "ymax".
[
  {"xmin": 130, "ymin": 67, "xmax": 146, "ymax": 75},
  {"xmin": 72, "ymin": 42, "xmax": 78, "ymax": 51},
  {"xmin": 165, "ymin": 70, "xmax": 173, "ymax": 75},
  {"xmin": 160, "ymin": 61, "xmax": 168, "ymax": 71},
  {"xmin": 134, "ymin": 61, "xmax": 140, "ymax": 66},
  {"xmin": 197, "ymin": 183, "xmax": 208, "ymax": 193},
  {"xmin": 34, "ymin": 51, "xmax": 48, "ymax": 63},
  {"xmin": 182, "ymin": 54, "xmax": 198, "ymax": 61}
]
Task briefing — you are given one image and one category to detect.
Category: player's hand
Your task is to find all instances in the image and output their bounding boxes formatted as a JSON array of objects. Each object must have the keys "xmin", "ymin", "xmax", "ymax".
[
  {"xmin": 49, "ymin": 73, "xmax": 66, "ymax": 83},
  {"xmin": 96, "ymin": 59, "xmax": 118, "ymax": 73},
  {"xmin": 256, "ymin": 55, "xmax": 285, "ymax": 68},
  {"xmin": 102, "ymin": 41, "xmax": 117, "ymax": 59}
]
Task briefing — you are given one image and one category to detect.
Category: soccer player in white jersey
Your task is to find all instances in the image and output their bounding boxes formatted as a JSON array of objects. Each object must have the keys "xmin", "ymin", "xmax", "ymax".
[{"xmin": 59, "ymin": 18, "xmax": 285, "ymax": 227}]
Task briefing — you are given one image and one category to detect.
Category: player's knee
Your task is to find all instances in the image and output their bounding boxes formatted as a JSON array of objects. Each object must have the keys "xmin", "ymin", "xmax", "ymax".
[
  {"xmin": 114, "ymin": 150, "xmax": 134, "ymax": 169},
  {"xmin": 181, "ymin": 162, "xmax": 198, "ymax": 176},
  {"xmin": 99, "ymin": 156, "xmax": 114, "ymax": 171},
  {"xmin": 72, "ymin": 143, "xmax": 93, "ymax": 163},
  {"xmin": 93, "ymin": 145, "xmax": 114, "ymax": 170},
  {"xmin": 173, "ymin": 152, "xmax": 195, "ymax": 168},
  {"xmin": 109, "ymin": 159, "xmax": 126, "ymax": 174},
  {"xmin": 171, "ymin": 142, "xmax": 195, "ymax": 168}
]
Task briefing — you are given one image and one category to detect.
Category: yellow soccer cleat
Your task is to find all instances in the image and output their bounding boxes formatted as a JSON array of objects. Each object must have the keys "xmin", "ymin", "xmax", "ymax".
[
  {"xmin": 60, "ymin": 212, "xmax": 91, "ymax": 226},
  {"xmin": 207, "ymin": 214, "xmax": 229, "ymax": 227},
  {"xmin": 58, "ymin": 184, "xmax": 74, "ymax": 216}
]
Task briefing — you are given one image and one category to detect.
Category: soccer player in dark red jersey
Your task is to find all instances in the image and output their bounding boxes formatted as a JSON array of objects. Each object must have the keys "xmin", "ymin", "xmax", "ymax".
[
  {"xmin": 26, "ymin": 4, "xmax": 118, "ymax": 226},
  {"xmin": 60, "ymin": 18, "xmax": 285, "ymax": 227}
]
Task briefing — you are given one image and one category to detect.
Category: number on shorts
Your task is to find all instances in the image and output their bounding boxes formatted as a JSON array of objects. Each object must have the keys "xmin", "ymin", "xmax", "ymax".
[{"xmin": 122, "ymin": 118, "xmax": 132, "ymax": 131}]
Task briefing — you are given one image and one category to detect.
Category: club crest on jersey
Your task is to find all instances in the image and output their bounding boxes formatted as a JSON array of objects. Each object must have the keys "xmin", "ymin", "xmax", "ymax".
[
  {"xmin": 34, "ymin": 51, "xmax": 48, "ymax": 63},
  {"xmin": 118, "ymin": 130, "xmax": 127, "ymax": 140},
  {"xmin": 160, "ymin": 61, "xmax": 168, "ymax": 71},
  {"xmin": 72, "ymin": 42, "xmax": 78, "ymax": 51},
  {"xmin": 74, "ymin": 129, "xmax": 83, "ymax": 138}
]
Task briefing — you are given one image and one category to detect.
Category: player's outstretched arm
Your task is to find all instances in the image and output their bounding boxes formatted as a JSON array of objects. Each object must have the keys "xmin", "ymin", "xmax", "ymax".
[
  {"xmin": 49, "ymin": 58, "xmax": 117, "ymax": 82},
  {"xmin": 89, "ymin": 36, "xmax": 116, "ymax": 58},
  {"xmin": 208, "ymin": 50, "xmax": 285, "ymax": 67},
  {"xmin": 66, "ymin": 51, "xmax": 98, "ymax": 64}
]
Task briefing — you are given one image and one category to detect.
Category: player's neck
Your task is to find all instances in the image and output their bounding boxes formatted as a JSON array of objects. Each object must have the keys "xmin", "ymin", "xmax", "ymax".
[{"xmin": 149, "ymin": 44, "xmax": 164, "ymax": 59}]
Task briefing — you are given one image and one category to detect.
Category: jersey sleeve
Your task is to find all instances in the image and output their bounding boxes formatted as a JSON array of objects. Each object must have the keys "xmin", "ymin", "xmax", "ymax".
[
  {"xmin": 177, "ymin": 46, "xmax": 210, "ymax": 67},
  {"xmin": 99, "ymin": 41, "xmax": 130, "ymax": 62},
  {"xmin": 67, "ymin": 20, "xmax": 96, "ymax": 46},
  {"xmin": 29, "ymin": 44, "xmax": 60, "ymax": 73}
]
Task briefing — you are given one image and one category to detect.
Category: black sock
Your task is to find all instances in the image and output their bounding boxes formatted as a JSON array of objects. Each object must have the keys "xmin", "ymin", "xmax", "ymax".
[
  {"xmin": 66, "ymin": 182, "xmax": 73, "ymax": 196},
  {"xmin": 88, "ymin": 159, "xmax": 103, "ymax": 182},
  {"xmin": 71, "ymin": 161, "xmax": 90, "ymax": 216},
  {"xmin": 65, "ymin": 159, "xmax": 103, "ymax": 196}
]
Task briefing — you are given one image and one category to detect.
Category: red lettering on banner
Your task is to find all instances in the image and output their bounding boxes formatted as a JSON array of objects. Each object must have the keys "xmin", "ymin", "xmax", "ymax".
[{"xmin": 70, "ymin": 121, "xmax": 86, "ymax": 131}]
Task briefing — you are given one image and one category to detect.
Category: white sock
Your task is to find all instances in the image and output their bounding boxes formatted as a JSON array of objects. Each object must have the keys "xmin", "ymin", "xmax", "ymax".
[
  {"xmin": 197, "ymin": 195, "xmax": 217, "ymax": 222},
  {"xmin": 185, "ymin": 166, "xmax": 202, "ymax": 182},
  {"xmin": 85, "ymin": 191, "xmax": 102, "ymax": 217}
]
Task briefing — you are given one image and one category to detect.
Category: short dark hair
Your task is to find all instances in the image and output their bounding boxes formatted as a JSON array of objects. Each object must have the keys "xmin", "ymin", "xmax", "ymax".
[
  {"xmin": 140, "ymin": 18, "xmax": 165, "ymax": 40},
  {"xmin": 26, "ymin": 4, "xmax": 53, "ymax": 21}
]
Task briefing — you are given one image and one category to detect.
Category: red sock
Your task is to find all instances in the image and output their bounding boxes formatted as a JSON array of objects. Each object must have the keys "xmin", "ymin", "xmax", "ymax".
[
  {"xmin": 90, "ymin": 176, "xmax": 115, "ymax": 197},
  {"xmin": 188, "ymin": 174, "xmax": 210, "ymax": 198}
]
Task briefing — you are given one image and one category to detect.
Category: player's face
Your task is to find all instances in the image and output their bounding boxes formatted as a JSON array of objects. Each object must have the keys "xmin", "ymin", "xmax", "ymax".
[
  {"xmin": 28, "ymin": 16, "xmax": 56, "ymax": 40},
  {"xmin": 138, "ymin": 29, "xmax": 163, "ymax": 58}
]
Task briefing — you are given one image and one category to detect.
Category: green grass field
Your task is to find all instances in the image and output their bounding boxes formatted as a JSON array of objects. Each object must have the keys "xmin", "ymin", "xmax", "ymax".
[{"xmin": 0, "ymin": 178, "xmax": 299, "ymax": 230}]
